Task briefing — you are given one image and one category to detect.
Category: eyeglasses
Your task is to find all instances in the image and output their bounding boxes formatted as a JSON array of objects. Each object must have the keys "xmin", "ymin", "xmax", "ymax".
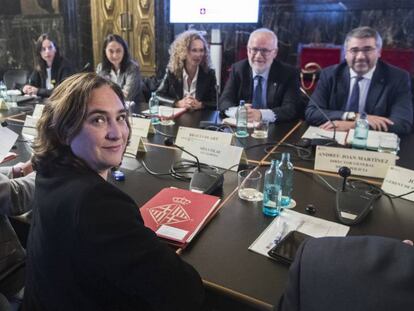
[
  {"xmin": 248, "ymin": 47, "xmax": 275, "ymax": 56},
  {"xmin": 347, "ymin": 47, "xmax": 377, "ymax": 55}
]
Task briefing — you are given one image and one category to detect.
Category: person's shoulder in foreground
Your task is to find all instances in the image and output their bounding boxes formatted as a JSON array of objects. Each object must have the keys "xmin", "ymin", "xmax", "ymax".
[{"xmin": 278, "ymin": 235, "xmax": 414, "ymax": 311}]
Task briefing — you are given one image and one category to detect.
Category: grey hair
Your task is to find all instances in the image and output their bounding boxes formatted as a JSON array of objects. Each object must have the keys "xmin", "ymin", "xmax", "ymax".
[
  {"xmin": 344, "ymin": 26, "xmax": 383, "ymax": 50},
  {"xmin": 248, "ymin": 28, "xmax": 278, "ymax": 49}
]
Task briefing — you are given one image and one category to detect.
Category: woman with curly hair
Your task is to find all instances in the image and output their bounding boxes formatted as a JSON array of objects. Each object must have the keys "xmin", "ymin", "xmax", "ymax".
[
  {"xmin": 157, "ymin": 30, "xmax": 217, "ymax": 110},
  {"xmin": 96, "ymin": 34, "xmax": 143, "ymax": 103},
  {"xmin": 22, "ymin": 33, "xmax": 74, "ymax": 97}
]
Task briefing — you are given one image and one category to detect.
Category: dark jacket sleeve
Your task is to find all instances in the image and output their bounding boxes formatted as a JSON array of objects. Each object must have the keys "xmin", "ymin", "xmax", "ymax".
[
  {"xmin": 197, "ymin": 68, "xmax": 217, "ymax": 109},
  {"xmin": 76, "ymin": 183, "xmax": 205, "ymax": 311},
  {"xmin": 219, "ymin": 63, "xmax": 242, "ymax": 111},
  {"xmin": 156, "ymin": 70, "xmax": 177, "ymax": 106},
  {"xmin": 305, "ymin": 67, "xmax": 345, "ymax": 125},
  {"xmin": 270, "ymin": 65, "xmax": 301, "ymax": 122},
  {"xmin": 386, "ymin": 69, "xmax": 413, "ymax": 135}
]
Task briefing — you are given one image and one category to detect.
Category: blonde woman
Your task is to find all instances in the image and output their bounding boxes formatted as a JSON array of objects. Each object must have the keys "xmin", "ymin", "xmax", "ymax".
[{"xmin": 157, "ymin": 30, "xmax": 217, "ymax": 110}]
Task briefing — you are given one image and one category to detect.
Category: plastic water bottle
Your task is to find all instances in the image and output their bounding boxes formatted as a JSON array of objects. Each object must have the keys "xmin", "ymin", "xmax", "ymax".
[
  {"xmin": 352, "ymin": 112, "xmax": 369, "ymax": 149},
  {"xmin": 0, "ymin": 80, "xmax": 7, "ymax": 100},
  {"xmin": 148, "ymin": 92, "xmax": 160, "ymax": 125},
  {"xmin": 279, "ymin": 152, "xmax": 294, "ymax": 207},
  {"xmin": 235, "ymin": 100, "xmax": 248, "ymax": 137},
  {"xmin": 262, "ymin": 160, "xmax": 283, "ymax": 217}
]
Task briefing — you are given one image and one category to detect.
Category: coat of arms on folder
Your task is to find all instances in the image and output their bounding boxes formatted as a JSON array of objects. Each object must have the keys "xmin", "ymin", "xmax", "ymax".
[{"xmin": 140, "ymin": 188, "xmax": 221, "ymax": 248}]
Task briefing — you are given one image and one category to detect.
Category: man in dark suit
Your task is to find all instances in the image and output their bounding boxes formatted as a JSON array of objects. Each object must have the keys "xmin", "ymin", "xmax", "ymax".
[
  {"xmin": 305, "ymin": 26, "xmax": 413, "ymax": 135},
  {"xmin": 278, "ymin": 236, "xmax": 414, "ymax": 311},
  {"xmin": 219, "ymin": 28, "xmax": 301, "ymax": 123}
]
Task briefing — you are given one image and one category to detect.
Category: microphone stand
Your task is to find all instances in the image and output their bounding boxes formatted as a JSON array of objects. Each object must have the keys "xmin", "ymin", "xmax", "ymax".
[
  {"xmin": 199, "ymin": 84, "xmax": 220, "ymax": 129},
  {"xmin": 164, "ymin": 138, "xmax": 223, "ymax": 194},
  {"xmin": 300, "ymin": 87, "xmax": 338, "ymax": 146}
]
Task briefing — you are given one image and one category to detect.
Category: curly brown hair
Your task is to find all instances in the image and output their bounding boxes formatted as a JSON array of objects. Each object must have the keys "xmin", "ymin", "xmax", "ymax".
[
  {"xmin": 167, "ymin": 30, "xmax": 212, "ymax": 78},
  {"xmin": 32, "ymin": 72, "xmax": 131, "ymax": 175}
]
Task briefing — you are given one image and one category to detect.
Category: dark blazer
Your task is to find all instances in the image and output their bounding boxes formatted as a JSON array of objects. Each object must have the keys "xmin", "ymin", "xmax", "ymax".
[
  {"xmin": 22, "ymin": 168, "xmax": 204, "ymax": 311},
  {"xmin": 156, "ymin": 67, "xmax": 217, "ymax": 109},
  {"xmin": 28, "ymin": 56, "xmax": 74, "ymax": 97},
  {"xmin": 219, "ymin": 59, "xmax": 301, "ymax": 122},
  {"xmin": 305, "ymin": 60, "xmax": 413, "ymax": 135},
  {"xmin": 278, "ymin": 236, "xmax": 414, "ymax": 311}
]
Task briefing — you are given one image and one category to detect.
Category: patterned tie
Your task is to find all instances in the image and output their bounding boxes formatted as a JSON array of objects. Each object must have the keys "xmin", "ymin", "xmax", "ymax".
[
  {"xmin": 348, "ymin": 76, "xmax": 363, "ymax": 113},
  {"xmin": 253, "ymin": 75, "xmax": 263, "ymax": 109}
]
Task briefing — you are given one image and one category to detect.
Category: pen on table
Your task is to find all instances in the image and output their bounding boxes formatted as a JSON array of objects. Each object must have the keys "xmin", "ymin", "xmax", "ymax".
[{"xmin": 131, "ymin": 113, "xmax": 150, "ymax": 119}]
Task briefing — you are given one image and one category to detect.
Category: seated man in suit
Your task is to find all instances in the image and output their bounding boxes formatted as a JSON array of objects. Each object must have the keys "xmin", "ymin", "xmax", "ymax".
[
  {"xmin": 305, "ymin": 26, "xmax": 413, "ymax": 135},
  {"xmin": 278, "ymin": 236, "xmax": 414, "ymax": 311},
  {"xmin": 219, "ymin": 28, "xmax": 301, "ymax": 123}
]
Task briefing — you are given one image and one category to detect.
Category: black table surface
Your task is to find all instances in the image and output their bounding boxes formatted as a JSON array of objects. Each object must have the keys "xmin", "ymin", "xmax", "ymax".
[
  {"xmin": 3, "ymin": 107, "xmax": 414, "ymax": 311},
  {"xmin": 181, "ymin": 164, "xmax": 414, "ymax": 310}
]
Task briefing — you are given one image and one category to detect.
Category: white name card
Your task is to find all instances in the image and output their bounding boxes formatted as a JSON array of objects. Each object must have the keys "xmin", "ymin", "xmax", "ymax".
[
  {"xmin": 130, "ymin": 117, "xmax": 153, "ymax": 138},
  {"xmin": 33, "ymin": 104, "xmax": 45, "ymax": 118},
  {"xmin": 314, "ymin": 146, "xmax": 396, "ymax": 178},
  {"xmin": 175, "ymin": 126, "xmax": 233, "ymax": 147},
  {"xmin": 382, "ymin": 166, "xmax": 414, "ymax": 202},
  {"xmin": 22, "ymin": 115, "xmax": 39, "ymax": 138},
  {"xmin": 180, "ymin": 140, "xmax": 244, "ymax": 171},
  {"xmin": 0, "ymin": 127, "xmax": 18, "ymax": 163}
]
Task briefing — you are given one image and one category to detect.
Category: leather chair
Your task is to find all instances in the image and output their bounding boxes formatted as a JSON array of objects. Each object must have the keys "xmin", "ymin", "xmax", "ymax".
[{"xmin": 3, "ymin": 70, "xmax": 29, "ymax": 90}]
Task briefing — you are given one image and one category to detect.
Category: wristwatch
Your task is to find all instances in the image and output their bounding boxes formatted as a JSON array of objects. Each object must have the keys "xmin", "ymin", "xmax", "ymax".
[{"xmin": 347, "ymin": 112, "xmax": 357, "ymax": 121}]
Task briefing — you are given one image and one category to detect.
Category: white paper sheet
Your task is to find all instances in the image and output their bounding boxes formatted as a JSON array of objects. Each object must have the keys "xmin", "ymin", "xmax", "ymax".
[
  {"xmin": 301, "ymin": 125, "xmax": 348, "ymax": 145},
  {"xmin": 248, "ymin": 210, "xmax": 350, "ymax": 258}
]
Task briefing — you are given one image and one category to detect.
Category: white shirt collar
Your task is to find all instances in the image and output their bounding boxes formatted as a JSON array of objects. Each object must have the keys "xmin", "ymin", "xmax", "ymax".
[
  {"xmin": 349, "ymin": 65, "xmax": 376, "ymax": 80},
  {"xmin": 252, "ymin": 68, "xmax": 270, "ymax": 81}
]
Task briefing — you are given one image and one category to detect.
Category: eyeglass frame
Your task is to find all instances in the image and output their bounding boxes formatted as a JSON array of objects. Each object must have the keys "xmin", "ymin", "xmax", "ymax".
[
  {"xmin": 247, "ymin": 47, "xmax": 276, "ymax": 57},
  {"xmin": 346, "ymin": 46, "xmax": 377, "ymax": 55}
]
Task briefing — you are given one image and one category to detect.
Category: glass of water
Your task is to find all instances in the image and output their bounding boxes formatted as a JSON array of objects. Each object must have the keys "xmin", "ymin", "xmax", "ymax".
[
  {"xmin": 159, "ymin": 105, "xmax": 175, "ymax": 126},
  {"xmin": 251, "ymin": 120, "xmax": 269, "ymax": 139},
  {"xmin": 378, "ymin": 133, "xmax": 400, "ymax": 155},
  {"xmin": 238, "ymin": 170, "xmax": 263, "ymax": 202}
]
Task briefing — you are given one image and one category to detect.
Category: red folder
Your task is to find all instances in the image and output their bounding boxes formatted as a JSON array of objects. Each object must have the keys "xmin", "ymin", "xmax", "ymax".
[{"xmin": 140, "ymin": 188, "xmax": 221, "ymax": 248}]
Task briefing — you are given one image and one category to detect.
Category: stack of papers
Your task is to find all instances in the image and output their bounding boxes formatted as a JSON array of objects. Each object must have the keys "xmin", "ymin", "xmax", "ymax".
[{"xmin": 301, "ymin": 126, "xmax": 347, "ymax": 145}]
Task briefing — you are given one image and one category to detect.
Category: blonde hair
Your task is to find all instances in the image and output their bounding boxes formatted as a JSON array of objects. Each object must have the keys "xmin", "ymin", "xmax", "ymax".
[
  {"xmin": 32, "ymin": 72, "xmax": 131, "ymax": 175},
  {"xmin": 167, "ymin": 30, "xmax": 211, "ymax": 78}
]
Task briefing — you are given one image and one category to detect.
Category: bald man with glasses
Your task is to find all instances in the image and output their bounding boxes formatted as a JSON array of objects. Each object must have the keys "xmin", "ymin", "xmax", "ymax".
[
  {"xmin": 219, "ymin": 28, "xmax": 301, "ymax": 123},
  {"xmin": 305, "ymin": 26, "xmax": 413, "ymax": 135}
]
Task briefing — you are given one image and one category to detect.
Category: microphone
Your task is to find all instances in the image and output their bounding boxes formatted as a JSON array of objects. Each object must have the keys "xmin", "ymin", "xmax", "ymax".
[
  {"xmin": 300, "ymin": 87, "xmax": 338, "ymax": 147},
  {"xmin": 81, "ymin": 62, "xmax": 91, "ymax": 72},
  {"xmin": 164, "ymin": 137, "xmax": 201, "ymax": 172},
  {"xmin": 199, "ymin": 84, "xmax": 220, "ymax": 129},
  {"xmin": 164, "ymin": 137, "xmax": 224, "ymax": 194}
]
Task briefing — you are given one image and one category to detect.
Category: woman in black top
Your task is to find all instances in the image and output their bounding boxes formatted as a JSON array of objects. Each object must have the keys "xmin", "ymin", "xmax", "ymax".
[
  {"xmin": 22, "ymin": 73, "xmax": 204, "ymax": 311},
  {"xmin": 157, "ymin": 30, "xmax": 217, "ymax": 110},
  {"xmin": 22, "ymin": 33, "xmax": 73, "ymax": 97}
]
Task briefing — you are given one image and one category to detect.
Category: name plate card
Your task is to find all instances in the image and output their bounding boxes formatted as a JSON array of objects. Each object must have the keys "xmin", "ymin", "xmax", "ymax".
[
  {"xmin": 381, "ymin": 166, "xmax": 414, "ymax": 202},
  {"xmin": 314, "ymin": 146, "xmax": 396, "ymax": 178},
  {"xmin": 33, "ymin": 104, "xmax": 45, "ymax": 118},
  {"xmin": 22, "ymin": 115, "xmax": 39, "ymax": 138},
  {"xmin": 124, "ymin": 117, "xmax": 152, "ymax": 157},
  {"xmin": 129, "ymin": 117, "xmax": 153, "ymax": 138},
  {"xmin": 175, "ymin": 126, "xmax": 233, "ymax": 146},
  {"xmin": 0, "ymin": 127, "xmax": 18, "ymax": 163},
  {"xmin": 180, "ymin": 140, "xmax": 244, "ymax": 171}
]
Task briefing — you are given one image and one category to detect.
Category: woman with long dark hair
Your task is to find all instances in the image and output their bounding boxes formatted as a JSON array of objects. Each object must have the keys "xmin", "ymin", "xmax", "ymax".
[
  {"xmin": 22, "ymin": 33, "xmax": 73, "ymax": 97},
  {"xmin": 96, "ymin": 34, "xmax": 142, "ymax": 103}
]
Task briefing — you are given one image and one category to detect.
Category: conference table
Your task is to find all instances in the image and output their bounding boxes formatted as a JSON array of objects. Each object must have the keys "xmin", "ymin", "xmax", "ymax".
[{"xmin": 3, "ymin": 106, "xmax": 414, "ymax": 311}]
